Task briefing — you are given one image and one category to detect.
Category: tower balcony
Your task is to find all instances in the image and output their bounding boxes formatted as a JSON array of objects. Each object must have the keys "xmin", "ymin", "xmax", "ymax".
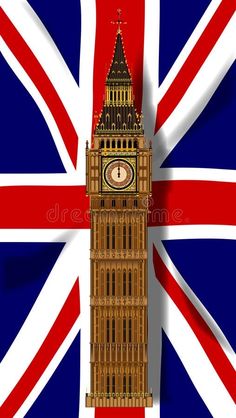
[
  {"xmin": 90, "ymin": 249, "xmax": 147, "ymax": 260},
  {"xmin": 90, "ymin": 295, "xmax": 147, "ymax": 307},
  {"xmin": 86, "ymin": 392, "xmax": 153, "ymax": 408}
]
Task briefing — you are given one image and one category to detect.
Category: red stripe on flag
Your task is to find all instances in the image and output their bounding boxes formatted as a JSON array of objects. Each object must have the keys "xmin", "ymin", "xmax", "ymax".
[
  {"xmin": 0, "ymin": 9, "xmax": 78, "ymax": 168},
  {"xmin": 1, "ymin": 180, "xmax": 236, "ymax": 228},
  {"xmin": 153, "ymin": 246, "xmax": 236, "ymax": 403},
  {"xmin": 93, "ymin": 0, "xmax": 145, "ymax": 134},
  {"xmin": 0, "ymin": 279, "xmax": 80, "ymax": 417},
  {"xmin": 0, "ymin": 185, "xmax": 89, "ymax": 229},
  {"xmin": 148, "ymin": 180, "xmax": 236, "ymax": 227},
  {"xmin": 95, "ymin": 407, "xmax": 145, "ymax": 418},
  {"xmin": 155, "ymin": 0, "xmax": 235, "ymax": 132}
]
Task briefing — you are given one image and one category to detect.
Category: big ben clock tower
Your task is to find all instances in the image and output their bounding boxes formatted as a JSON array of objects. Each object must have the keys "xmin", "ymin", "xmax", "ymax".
[{"xmin": 86, "ymin": 16, "xmax": 152, "ymax": 408}]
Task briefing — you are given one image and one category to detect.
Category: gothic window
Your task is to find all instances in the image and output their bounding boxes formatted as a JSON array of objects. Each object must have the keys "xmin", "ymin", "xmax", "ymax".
[
  {"xmin": 123, "ymin": 123, "xmax": 126, "ymax": 130},
  {"xmin": 107, "ymin": 224, "xmax": 110, "ymax": 249},
  {"xmin": 101, "ymin": 223, "xmax": 105, "ymax": 249},
  {"xmin": 123, "ymin": 225, "xmax": 126, "ymax": 249},
  {"xmin": 106, "ymin": 113, "xmax": 110, "ymax": 122},
  {"xmin": 114, "ymin": 91, "xmax": 117, "ymax": 101},
  {"xmin": 128, "ymin": 375, "xmax": 132, "ymax": 394},
  {"xmin": 123, "ymin": 270, "xmax": 126, "ymax": 296},
  {"xmin": 112, "ymin": 318, "xmax": 115, "ymax": 343},
  {"xmin": 101, "ymin": 123, "xmax": 104, "ymax": 130},
  {"xmin": 106, "ymin": 270, "xmax": 110, "ymax": 295},
  {"xmin": 118, "ymin": 91, "xmax": 120, "ymax": 101},
  {"xmin": 112, "ymin": 140, "xmax": 116, "ymax": 148},
  {"xmin": 101, "ymin": 199, "xmax": 104, "ymax": 207},
  {"xmin": 122, "ymin": 199, "xmax": 126, "ymax": 207},
  {"xmin": 101, "ymin": 140, "xmax": 104, "ymax": 148},
  {"xmin": 128, "ymin": 113, "xmax": 132, "ymax": 122},
  {"xmin": 128, "ymin": 224, "xmax": 132, "ymax": 249},
  {"xmin": 107, "ymin": 318, "xmax": 110, "ymax": 342},
  {"xmin": 134, "ymin": 123, "xmax": 137, "ymax": 130},
  {"xmin": 107, "ymin": 139, "xmax": 110, "ymax": 148},
  {"xmin": 123, "ymin": 318, "xmax": 126, "ymax": 342},
  {"xmin": 117, "ymin": 113, "xmax": 121, "ymax": 122},
  {"xmin": 122, "ymin": 90, "xmax": 124, "ymax": 101},
  {"xmin": 112, "ymin": 123, "xmax": 115, "ymax": 130},
  {"xmin": 112, "ymin": 199, "xmax": 116, "ymax": 208},
  {"xmin": 134, "ymin": 269, "xmax": 137, "ymax": 296},
  {"xmin": 112, "ymin": 222, "xmax": 115, "ymax": 249},
  {"xmin": 129, "ymin": 318, "xmax": 132, "ymax": 342},
  {"xmin": 112, "ymin": 374, "xmax": 115, "ymax": 393},
  {"xmin": 134, "ymin": 140, "xmax": 137, "ymax": 148},
  {"xmin": 107, "ymin": 375, "xmax": 110, "ymax": 394},
  {"xmin": 126, "ymin": 91, "xmax": 128, "ymax": 100},
  {"xmin": 117, "ymin": 139, "xmax": 121, "ymax": 148},
  {"xmin": 123, "ymin": 140, "xmax": 127, "ymax": 148},
  {"xmin": 128, "ymin": 270, "xmax": 132, "ymax": 296},
  {"xmin": 110, "ymin": 91, "xmax": 112, "ymax": 101},
  {"xmin": 123, "ymin": 374, "xmax": 126, "ymax": 392},
  {"xmin": 101, "ymin": 269, "xmax": 104, "ymax": 296},
  {"xmin": 112, "ymin": 270, "xmax": 115, "ymax": 296},
  {"xmin": 128, "ymin": 139, "xmax": 132, "ymax": 148}
]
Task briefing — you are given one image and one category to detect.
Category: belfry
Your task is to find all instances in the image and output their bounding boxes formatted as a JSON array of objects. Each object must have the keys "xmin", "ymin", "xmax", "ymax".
[{"xmin": 86, "ymin": 13, "xmax": 153, "ymax": 408}]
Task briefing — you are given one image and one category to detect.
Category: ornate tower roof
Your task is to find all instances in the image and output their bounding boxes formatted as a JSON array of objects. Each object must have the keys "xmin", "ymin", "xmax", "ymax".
[
  {"xmin": 106, "ymin": 32, "xmax": 131, "ymax": 83},
  {"xmin": 95, "ymin": 25, "xmax": 143, "ymax": 137}
]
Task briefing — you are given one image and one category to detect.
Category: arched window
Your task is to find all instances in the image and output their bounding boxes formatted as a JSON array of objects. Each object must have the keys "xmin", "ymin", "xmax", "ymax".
[
  {"xmin": 123, "ymin": 123, "xmax": 126, "ymax": 130},
  {"xmin": 118, "ymin": 91, "xmax": 120, "ymax": 101},
  {"xmin": 112, "ymin": 270, "xmax": 115, "ymax": 295},
  {"xmin": 123, "ymin": 318, "xmax": 126, "ymax": 342},
  {"xmin": 114, "ymin": 91, "xmax": 117, "ymax": 101},
  {"xmin": 112, "ymin": 140, "xmax": 116, "ymax": 148},
  {"xmin": 123, "ymin": 225, "xmax": 126, "ymax": 249},
  {"xmin": 117, "ymin": 140, "xmax": 121, "ymax": 148},
  {"xmin": 112, "ymin": 374, "xmax": 115, "ymax": 393},
  {"xmin": 112, "ymin": 319, "xmax": 115, "ymax": 343},
  {"xmin": 107, "ymin": 139, "xmax": 110, "ymax": 148},
  {"xmin": 107, "ymin": 318, "xmax": 110, "ymax": 341},
  {"xmin": 106, "ymin": 270, "xmax": 110, "ymax": 295},
  {"xmin": 123, "ymin": 374, "xmax": 126, "ymax": 393},
  {"xmin": 128, "ymin": 270, "xmax": 132, "ymax": 296},
  {"xmin": 101, "ymin": 140, "xmax": 104, "ymax": 148},
  {"xmin": 128, "ymin": 375, "xmax": 132, "ymax": 394},
  {"xmin": 112, "ymin": 123, "xmax": 115, "ymax": 130},
  {"xmin": 107, "ymin": 224, "xmax": 110, "ymax": 249},
  {"xmin": 128, "ymin": 113, "xmax": 132, "ymax": 122},
  {"xmin": 129, "ymin": 318, "xmax": 132, "ymax": 342},
  {"xmin": 101, "ymin": 269, "xmax": 104, "ymax": 296},
  {"xmin": 107, "ymin": 375, "xmax": 110, "ymax": 394},
  {"xmin": 110, "ymin": 91, "xmax": 112, "ymax": 101},
  {"xmin": 128, "ymin": 140, "xmax": 132, "ymax": 148},
  {"xmin": 125, "ymin": 91, "xmax": 128, "ymax": 101},
  {"xmin": 128, "ymin": 224, "xmax": 132, "ymax": 249},
  {"xmin": 106, "ymin": 113, "xmax": 110, "ymax": 122},
  {"xmin": 112, "ymin": 223, "xmax": 115, "ymax": 249},
  {"xmin": 134, "ymin": 123, "xmax": 137, "ymax": 130},
  {"xmin": 123, "ymin": 270, "xmax": 126, "ymax": 296},
  {"xmin": 123, "ymin": 140, "xmax": 127, "ymax": 148},
  {"xmin": 117, "ymin": 113, "xmax": 121, "ymax": 122},
  {"xmin": 134, "ymin": 140, "xmax": 137, "ymax": 148}
]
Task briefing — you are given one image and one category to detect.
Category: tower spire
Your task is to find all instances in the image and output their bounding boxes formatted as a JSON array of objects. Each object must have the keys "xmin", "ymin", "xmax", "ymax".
[{"xmin": 111, "ymin": 8, "xmax": 126, "ymax": 34}]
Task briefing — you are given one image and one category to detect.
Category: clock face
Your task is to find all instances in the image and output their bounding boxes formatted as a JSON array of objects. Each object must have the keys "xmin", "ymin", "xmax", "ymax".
[{"xmin": 104, "ymin": 159, "xmax": 134, "ymax": 189}]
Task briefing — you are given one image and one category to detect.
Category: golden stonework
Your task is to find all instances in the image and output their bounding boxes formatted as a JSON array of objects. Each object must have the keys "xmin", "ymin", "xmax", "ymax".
[{"xmin": 85, "ymin": 21, "xmax": 153, "ymax": 408}]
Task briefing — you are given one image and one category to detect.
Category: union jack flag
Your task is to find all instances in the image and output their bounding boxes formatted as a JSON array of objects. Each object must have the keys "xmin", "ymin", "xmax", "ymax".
[{"xmin": 0, "ymin": 0, "xmax": 235, "ymax": 417}]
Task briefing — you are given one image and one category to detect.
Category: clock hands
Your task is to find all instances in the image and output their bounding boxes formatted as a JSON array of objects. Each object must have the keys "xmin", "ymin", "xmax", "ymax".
[{"xmin": 117, "ymin": 160, "xmax": 120, "ymax": 178}]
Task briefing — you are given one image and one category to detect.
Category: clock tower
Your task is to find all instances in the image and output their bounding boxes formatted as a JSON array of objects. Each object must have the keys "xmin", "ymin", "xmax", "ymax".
[{"xmin": 86, "ymin": 20, "xmax": 152, "ymax": 408}]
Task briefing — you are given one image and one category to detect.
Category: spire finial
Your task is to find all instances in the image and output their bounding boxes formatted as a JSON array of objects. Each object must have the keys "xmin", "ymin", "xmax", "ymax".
[{"xmin": 111, "ymin": 8, "xmax": 127, "ymax": 33}]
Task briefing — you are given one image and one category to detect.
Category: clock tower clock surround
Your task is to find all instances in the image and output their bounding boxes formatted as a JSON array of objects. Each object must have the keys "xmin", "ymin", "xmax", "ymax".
[{"xmin": 86, "ymin": 22, "xmax": 153, "ymax": 408}]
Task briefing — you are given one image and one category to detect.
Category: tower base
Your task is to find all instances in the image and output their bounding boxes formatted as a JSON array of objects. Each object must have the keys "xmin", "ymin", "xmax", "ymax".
[{"xmin": 86, "ymin": 393, "xmax": 153, "ymax": 408}]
